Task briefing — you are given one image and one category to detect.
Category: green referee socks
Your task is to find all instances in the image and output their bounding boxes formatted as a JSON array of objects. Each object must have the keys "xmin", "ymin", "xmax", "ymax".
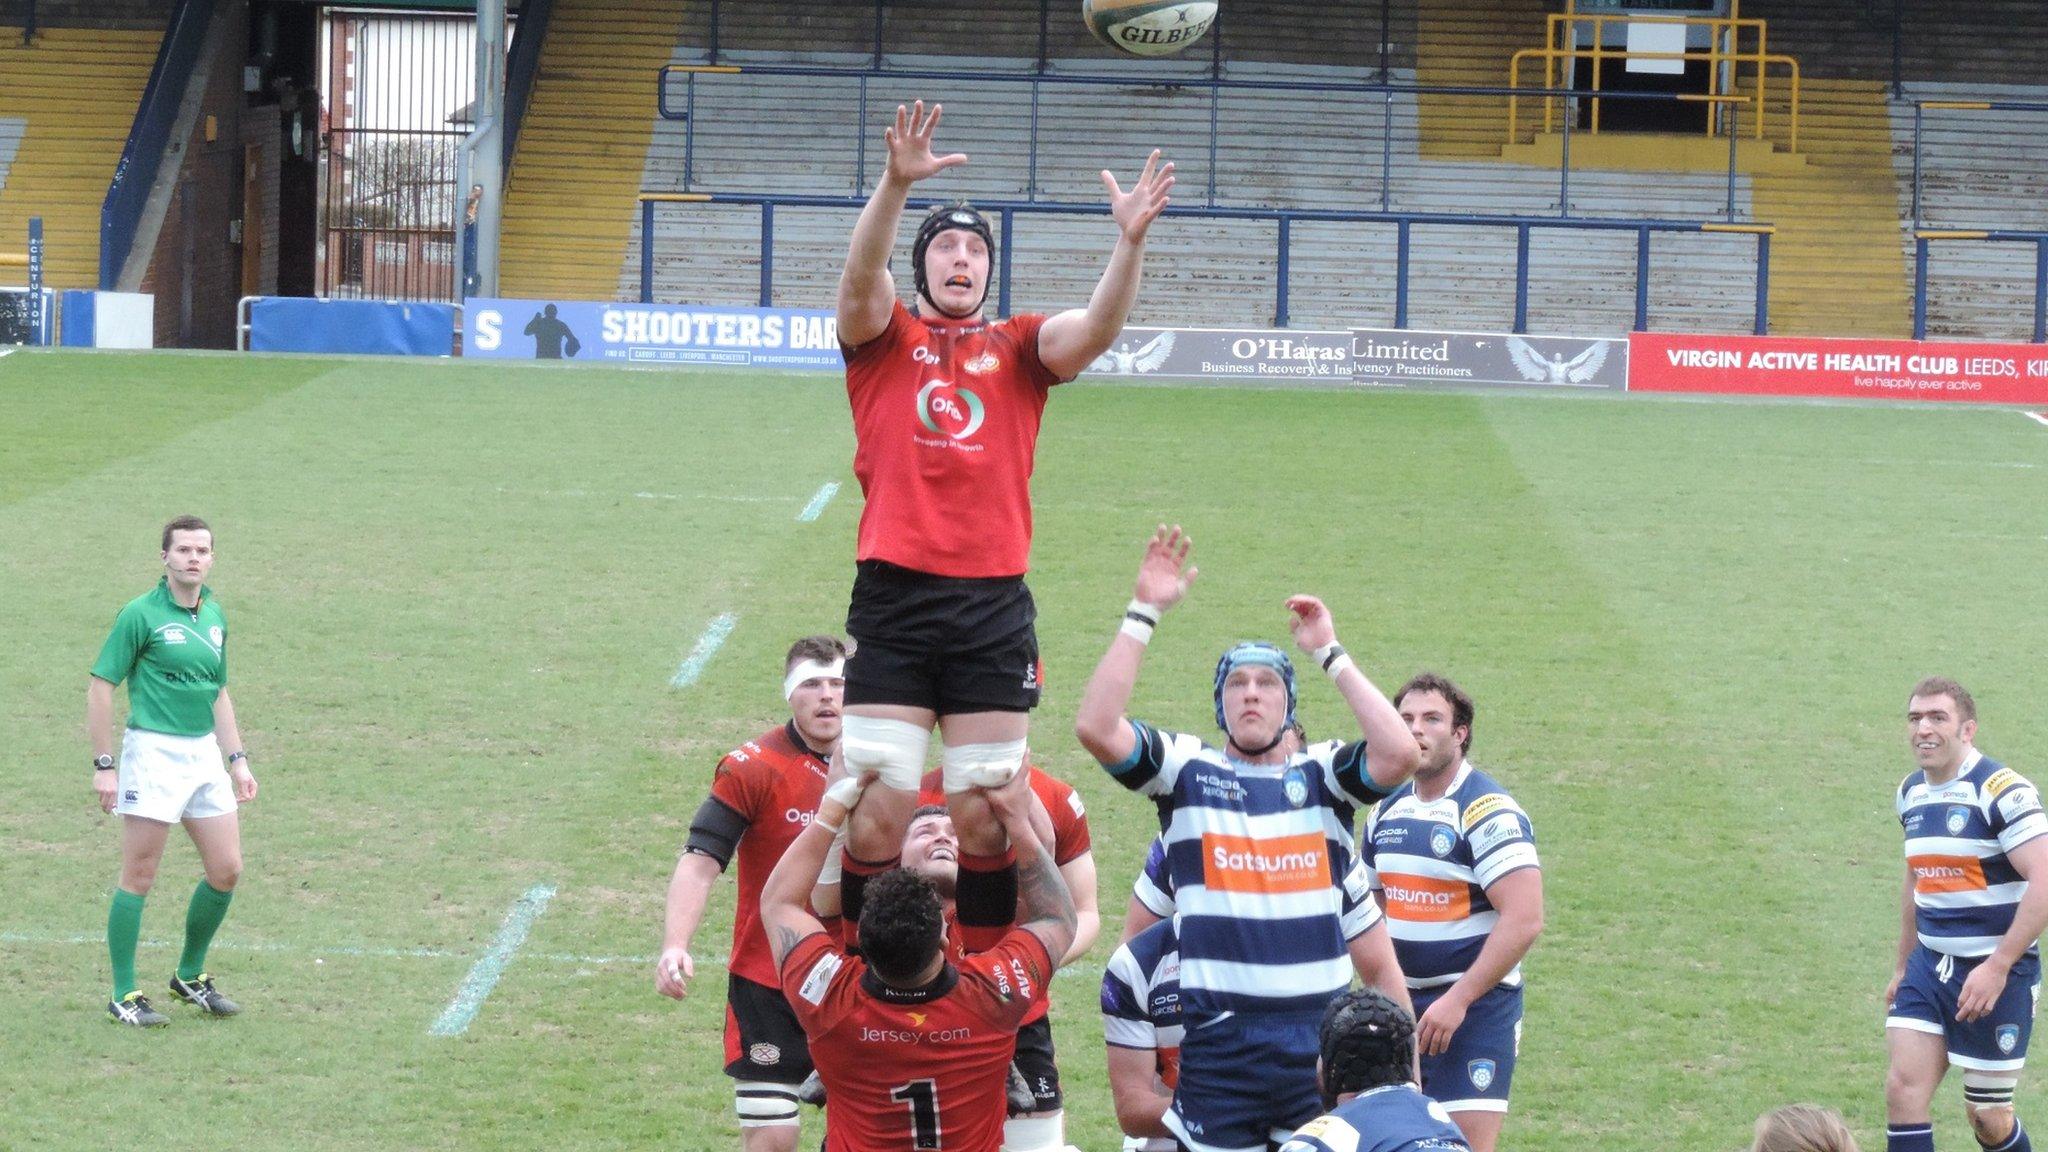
[
  {"xmin": 176, "ymin": 880, "xmax": 234, "ymax": 982},
  {"xmin": 107, "ymin": 888, "xmax": 146, "ymax": 1000}
]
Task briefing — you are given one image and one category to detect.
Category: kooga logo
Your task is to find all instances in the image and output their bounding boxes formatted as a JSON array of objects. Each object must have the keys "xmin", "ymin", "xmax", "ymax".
[{"xmin": 1356, "ymin": 338, "xmax": 1452, "ymax": 362}]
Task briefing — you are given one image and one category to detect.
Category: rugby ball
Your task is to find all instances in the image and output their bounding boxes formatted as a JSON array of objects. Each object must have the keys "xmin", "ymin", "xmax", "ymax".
[{"xmin": 1082, "ymin": 0, "xmax": 1217, "ymax": 58}]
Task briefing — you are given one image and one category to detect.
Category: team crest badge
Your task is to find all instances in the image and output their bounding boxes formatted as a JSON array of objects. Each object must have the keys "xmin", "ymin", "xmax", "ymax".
[
  {"xmin": 209, "ymin": 626, "xmax": 223, "ymax": 647},
  {"xmin": 1467, "ymin": 1059, "xmax": 1496, "ymax": 1092},
  {"xmin": 1947, "ymin": 805, "xmax": 1972, "ymax": 835},
  {"xmin": 1282, "ymin": 766, "xmax": 1309, "ymax": 808},
  {"xmin": 1431, "ymin": 826, "xmax": 1457, "ymax": 858},
  {"xmin": 749, "ymin": 1042, "xmax": 781, "ymax": 1065},
  {"xmin": 963, "ymin": 351, "xmax": 1001, "ymax": 375},
  {"xmin": 1999, "ymin": 1025, "xmax": 2021, "ymax": 1055}
]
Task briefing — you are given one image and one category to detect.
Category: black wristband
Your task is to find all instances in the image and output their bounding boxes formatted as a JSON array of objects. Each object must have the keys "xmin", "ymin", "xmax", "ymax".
[{"xmin": 1319, "ymin": 643, "xmax": 1349, "ymax": 672}]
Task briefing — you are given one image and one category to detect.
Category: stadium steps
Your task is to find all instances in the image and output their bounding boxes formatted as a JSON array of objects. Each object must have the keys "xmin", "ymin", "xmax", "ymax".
[
  {"xmin": 498, "ymin": 0, "xmax": 690, "ymax": 300},
  {"xmin": 1890, "ymin": 81, "xmax": 2048, "ymax": 341},
  {"xmin": 1413, "ymin": 0, "xmax": 1552, "ymax": 158},
  {"xmin": 0, "ymin": 28, "xmax": 162, "ymax": 289},
  {"xmin": 1737, "ymin": 77, "xmax": 1913, "ymax": 337}
]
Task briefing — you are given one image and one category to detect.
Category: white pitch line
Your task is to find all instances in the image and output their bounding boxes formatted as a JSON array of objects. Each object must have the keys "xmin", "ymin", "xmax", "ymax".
[
  {"xmin": 429, "ymin": 883, "xmax": 557, "ymax": 1036},
  {"xmin": 0, "ymin": 347, "xmax": 14, "ymax": 359},
  {"xmin": 671, "ymin": 612, "xmax": 739, "ymax": 688},
  {"xmin": 796, "ymin": 481, "xmax": 841, "ymax": 522},
  {"xmin": 2025, "ymin": 411, "xmax": 2048, "ymax": 428}
]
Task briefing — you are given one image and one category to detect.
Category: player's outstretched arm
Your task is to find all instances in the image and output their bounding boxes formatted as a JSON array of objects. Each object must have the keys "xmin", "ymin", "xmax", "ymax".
[
  {"xmin": 838, "ymin": 100, "xmax": 966, "ymax": 347},
  {"xmin": 761, "ymin": 776, "xmax": 869, "ymax": 969},
  {"xmin": 1038, "ymin": 150, "xmax": 1174, "ymax": 379},
  {"xmin": 1288, "ymin": 595, "xmax": 1420, "ymax": 792},
  {"xmin": 1075, "ymin": 524, "xmax": 1196, "ymax": 767},
  {"xmin": 986, "ymin": 770, "xmax": 1077, "ymax": 963}
]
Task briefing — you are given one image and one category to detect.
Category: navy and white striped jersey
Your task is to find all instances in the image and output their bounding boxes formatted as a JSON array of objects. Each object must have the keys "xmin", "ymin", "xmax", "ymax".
[
  {"xmin": 1362, "ymin": 762, "xmax": 1539, "ymax": 990},
  {"xmin": 1279, "ymin": 1085, "xmax": 1472, "ymax": 1152},
  {"xmin": 1101, "ymin": 720, "xmax": 1394, "ymax": 1014},
  {"xmin": 1136, "ymin": 831, "xmax": 1387, "ymax": 942},
  {"xmin": 1898, "ymin": 749, "xmax": 2048, "ymax": 958},
  {"xmin": 1101, "ymin": 919, "xmax": 1183, "ymax": 1152}
]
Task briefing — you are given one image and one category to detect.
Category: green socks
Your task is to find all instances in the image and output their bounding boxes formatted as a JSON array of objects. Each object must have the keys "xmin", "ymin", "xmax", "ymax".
[
  {"xmin": 177, "ymin": 880, "xmax": 234, "ymax": 982},
  {"xmin": 107, "ymin": 888, "xmax": 146, "ymax": 999}
]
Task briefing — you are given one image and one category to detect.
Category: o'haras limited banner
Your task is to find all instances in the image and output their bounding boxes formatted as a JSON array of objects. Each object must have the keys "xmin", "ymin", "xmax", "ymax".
[
  {"xmin": 1084, "ymin": 326, "xmax": 1353, "ymax": 383},
  {"xmin": 463, "ymin": 299, "xmax": 843, "ymax": 368}
]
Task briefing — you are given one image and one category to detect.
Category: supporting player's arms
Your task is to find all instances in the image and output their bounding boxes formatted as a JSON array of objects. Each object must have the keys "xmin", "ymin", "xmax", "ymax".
[
  {"xmin": 1347, "ymin": 922, "xmax": 1414, "ymax": 1020},
  {"xmin": 1038, "ymin": 150, "xmax": 1176, "ymax": 379},
  {"xmin": 986, "ymin": 771, "xmax": 1077, "ymax": 962},
  {"xmin": 838, "ymin": 100, "xmax": 965, "ymax": 346},
  {"xmin": 1959, "ymin": 834, "xmax": 2048, "ymax": 1021},
  {"xmin": 1075, "ymin": 525, "xmax": 1197, "ymax": 766},
  {"xmin": 760, "ymin": 782, "xmax": 866, "ymax": 970}
]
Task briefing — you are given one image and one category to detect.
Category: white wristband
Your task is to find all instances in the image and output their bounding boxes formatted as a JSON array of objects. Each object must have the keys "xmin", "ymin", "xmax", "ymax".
[
  {"xmin": 1121, "ymin": 599, "xmax": 1162, "ymax": 645},
  {"xmin": 1324, "ymin": 653, "xmax": 1357, "ymax": 680}
]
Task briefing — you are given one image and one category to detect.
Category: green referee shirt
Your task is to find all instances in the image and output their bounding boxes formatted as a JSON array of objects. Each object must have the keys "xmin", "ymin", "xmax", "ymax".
[{"xmin": 90, "ymin": 577, "xmax": 228, "ymax": 737}]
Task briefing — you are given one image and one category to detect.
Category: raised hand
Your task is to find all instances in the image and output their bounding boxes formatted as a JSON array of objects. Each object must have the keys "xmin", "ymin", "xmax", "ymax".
[
  {"xmin": 1286, "ymin": 595, "xmax": 1337, "ymax": 653},
  {"xmin": 1103, "ymin": 149, "xmax": 1175, "ymax": 243},
  {"xmin": 884, "ymin": 100, "xmax": 968, "ymax": 185},
  {"xmin": 1134, "ymin": 524, "xmax": 1198, "ymax": 611}
]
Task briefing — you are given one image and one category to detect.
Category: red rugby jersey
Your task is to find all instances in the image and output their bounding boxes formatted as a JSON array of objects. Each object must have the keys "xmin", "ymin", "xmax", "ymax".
[
  {"xmin": 781, "ymin": 928, "xmax": 1053, "ymax": 1152},
  {"xmin": 707, "ymin": 723, "xmax": 831, "ymax": 987},
  {"xmin": 843, "ymin": 301, "xmax": 1065, "ymax": 578}
]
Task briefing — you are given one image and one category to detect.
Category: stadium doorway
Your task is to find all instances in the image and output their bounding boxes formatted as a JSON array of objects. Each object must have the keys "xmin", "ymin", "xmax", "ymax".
[
  {"xmin": 1560, "ymin": 1, "xmax": 1731, "ymax": 136},
  {"xmin": 316, "ymin": 7, "xmax": 509, "ymax": 302}
]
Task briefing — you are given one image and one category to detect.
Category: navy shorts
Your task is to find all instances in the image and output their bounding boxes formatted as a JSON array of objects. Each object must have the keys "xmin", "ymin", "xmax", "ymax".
[
  {"xmin": 1416, "ymin": 982, "xmax": 1522, "ymax": 1112},
  {"xmin": 1168, "ymin": 1008, "xmax": 1325, "ymax": 1152},
  {"xmin": 1888, "ymin": 944, "xmax": 2040, "ymax": 1071}
]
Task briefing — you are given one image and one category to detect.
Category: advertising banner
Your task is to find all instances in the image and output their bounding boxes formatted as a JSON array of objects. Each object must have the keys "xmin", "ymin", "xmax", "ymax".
[
  {"xmin": 1350, "ymin": 328, "xmax": 1628, "ymax": 392},
  {"xmin": 1084, "ymin": 326, "xmax": 1352, "ymax": 383},
  {"xmin": 463, "ymin": 299, "xmax": 842, "ymax": 369},
  {"xmin": 249, "ymin": 298, "xmax": 455, "ymax": 356},
  {"xmin": 1629, "ymin": 332, "xmax": 2048, "ymax": 405}
]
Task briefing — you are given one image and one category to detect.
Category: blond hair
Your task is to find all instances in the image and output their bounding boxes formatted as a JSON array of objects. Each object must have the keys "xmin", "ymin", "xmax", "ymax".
[{"xmin": 1751, "ymin": 1104, "xmax": 1859, "ymax": 1152}]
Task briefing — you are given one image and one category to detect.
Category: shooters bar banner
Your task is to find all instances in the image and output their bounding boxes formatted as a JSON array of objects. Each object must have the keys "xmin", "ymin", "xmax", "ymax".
[
  {"xmin": 464, "ymin": 299, "xmax": 843, "ymax": 368},
  {"xmin": 1350, "ymin": 328, "xmax": 1627, "ymax": 392},
  {"xmin": 1630, "ymin": 332, "xmax": 2048, "ymax": 405}
]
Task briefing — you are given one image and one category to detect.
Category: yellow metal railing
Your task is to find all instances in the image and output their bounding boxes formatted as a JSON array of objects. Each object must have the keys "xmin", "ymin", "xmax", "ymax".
[{"xmin": 1507, "ymin": 12, "xmax": 1802, "ymax": 154}]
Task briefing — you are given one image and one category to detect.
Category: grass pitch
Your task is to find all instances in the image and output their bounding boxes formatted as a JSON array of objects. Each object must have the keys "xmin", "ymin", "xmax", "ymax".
[{"xmin": 2, "ymin": 348, "xmax": 2045, "ymax": 1151}]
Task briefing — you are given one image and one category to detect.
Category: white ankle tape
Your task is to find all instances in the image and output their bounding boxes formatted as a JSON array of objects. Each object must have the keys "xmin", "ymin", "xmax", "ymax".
[
  {"xmin": 840, "ymin": 716, "xmax": 931, "ymax": 791},
  {"xmin": 1002, "ymin": 1111, "xmax": 1064, "ymax": 1151},
  {"xmin": 942, "ymin": 739, "xmax": 1027, "ymax": 794}
]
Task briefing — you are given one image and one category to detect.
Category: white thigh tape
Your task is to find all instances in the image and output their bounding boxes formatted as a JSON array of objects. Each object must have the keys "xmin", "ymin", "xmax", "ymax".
[
  {"xmin": 941, "ymin": 739, "xmax": 1027, "ymax": 794},
  {"xmin": 840, "ymin": 715, "xmax": 931, "ymax": 791}
]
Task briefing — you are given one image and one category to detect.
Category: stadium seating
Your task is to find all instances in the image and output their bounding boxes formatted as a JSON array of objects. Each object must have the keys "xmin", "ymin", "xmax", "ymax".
[
  {"xmin": 0, "ymin": 26, "xmax": 164, "ymax": 289},
  {"xmin": 493, "ymin": 0, "xmax": 2048, "ymax": 340}
]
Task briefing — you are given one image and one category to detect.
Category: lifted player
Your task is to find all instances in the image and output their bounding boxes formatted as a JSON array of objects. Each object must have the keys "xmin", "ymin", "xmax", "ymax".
[
  {"xmin": 831, "ymin": 104, "xmax": 1173, "ymax": 1011},
  {"xmin": 1886, "ymin": 678, "xmax": 2048, "ymax": 1152},
  {"xmin": 656, "ymin": 637, "xmax": 845, "ymax": 1149}
]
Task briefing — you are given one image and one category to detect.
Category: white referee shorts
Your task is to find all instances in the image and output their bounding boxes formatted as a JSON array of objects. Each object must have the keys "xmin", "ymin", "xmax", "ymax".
[{"xmin": 116, "ymin": 729, "xmax": 236, "ymax": 824}]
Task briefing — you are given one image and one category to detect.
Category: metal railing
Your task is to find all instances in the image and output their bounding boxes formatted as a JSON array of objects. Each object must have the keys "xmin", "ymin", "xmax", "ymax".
[
  {"xmin": 1908, "ymin": 100, "xmax": 2048, "ymax": 341},
  {"xmin": 1913, "ymin": 230, "xmax": 2048, "ymax": 343},
  {"xmin": 1509, "ymin": 41, "xmax": 1801, "ymax": 153},
  {"xmin": 656, "ymin": 64, "xmax": 1755, "ymax": 220},
  {"xmin": 639, "ymin": 192, "xmax": 1775, "ymax": 336},
  {"xmin": 100, "ymin": 0, "xmax": 215, "ymax": 290}
]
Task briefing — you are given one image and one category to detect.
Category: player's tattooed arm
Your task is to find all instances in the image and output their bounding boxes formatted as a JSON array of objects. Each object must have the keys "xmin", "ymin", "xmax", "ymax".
[
  {"xmin": 986, "ymin": 770, "xmax": 1077, "ymax": 963},
  {"xmin": 767, "ymin": 921, "xmax": 811, "ymax": 970}
]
